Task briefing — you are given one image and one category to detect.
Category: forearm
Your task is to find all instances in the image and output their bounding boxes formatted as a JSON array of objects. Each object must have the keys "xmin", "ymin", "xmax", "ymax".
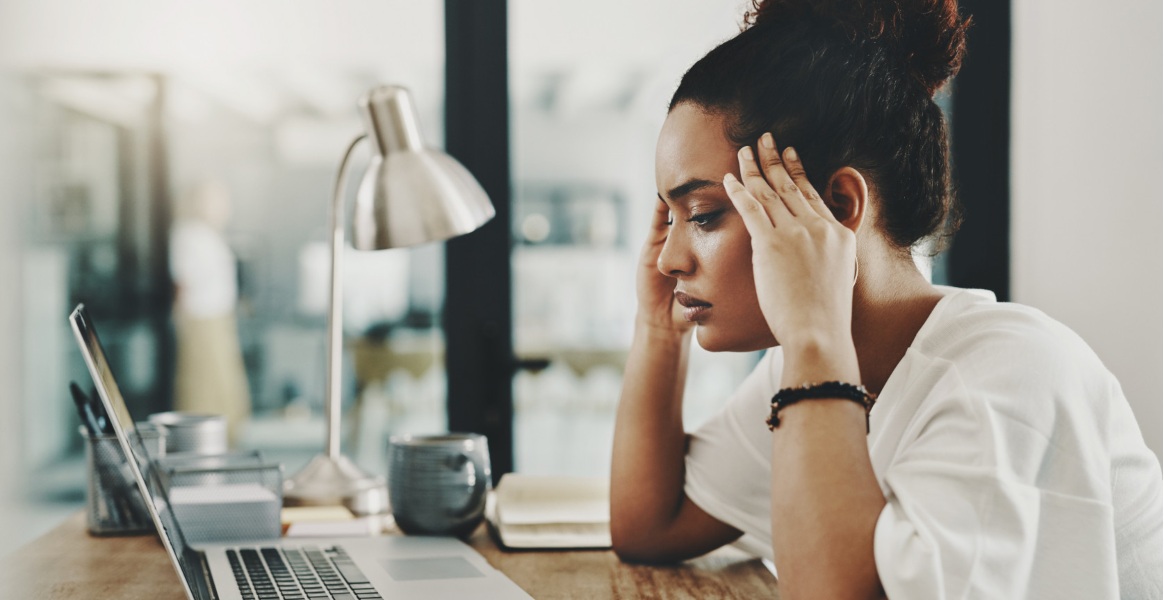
[
  {"xmin": 770, "ymin": 338, "xmax": 886, "ymax": 600},
  {"xmin": 610, "ymin": 324, "xmax": 691, "ymax": 549}
]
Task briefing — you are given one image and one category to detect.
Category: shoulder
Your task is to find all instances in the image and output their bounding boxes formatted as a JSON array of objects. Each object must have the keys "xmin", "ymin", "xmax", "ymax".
[
  {"xmin": 171, "ymin": 220, "xmax": 218, "ymax": 250},
  {"xmin": 881, "ymin": 289, "xmax": 1131, "ymax": 498},
  {"xmin": 894, "ymin": 289, "xmax": 1123, "ymax": 468},
  {"xmin": 914, "ymin": 288, "xmax": 1112, "ymax": 391}
]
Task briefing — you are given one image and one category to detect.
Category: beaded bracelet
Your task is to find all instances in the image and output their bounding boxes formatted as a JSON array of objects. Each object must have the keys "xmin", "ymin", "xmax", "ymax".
[{"xmin": 766, "ymin": 381, "xmax": 877, "ymax": 433}]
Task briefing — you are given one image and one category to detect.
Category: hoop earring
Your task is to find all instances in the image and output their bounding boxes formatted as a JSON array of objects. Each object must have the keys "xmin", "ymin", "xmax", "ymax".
[{"xmin": 853, "ymin": 257, "xmax": 859, "ymax": 286}]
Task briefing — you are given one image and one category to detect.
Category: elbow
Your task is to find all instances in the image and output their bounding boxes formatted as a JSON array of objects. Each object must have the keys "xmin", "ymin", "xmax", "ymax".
[
  {"xmin": 611, "ymin": 540, "xmax": 677, "ymax": 565},
  {"xmin": 610, "ymin": 520, "xmax": 680, "ymax": 565},
  {"xmin": 609, "ymin": 517, "xmax": 646, "ymax": 562}
]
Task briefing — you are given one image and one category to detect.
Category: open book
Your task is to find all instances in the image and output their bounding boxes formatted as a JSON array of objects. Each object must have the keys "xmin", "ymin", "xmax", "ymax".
[{"xmin": 487, "ymin": 474, "xmax": 611, "ymax": 550}]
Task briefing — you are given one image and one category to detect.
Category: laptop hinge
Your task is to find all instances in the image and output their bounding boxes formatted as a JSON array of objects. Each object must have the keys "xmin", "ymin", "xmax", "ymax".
[{"xmin": 188, "ymin": 548, "xmax": 219, "ymax": 600}]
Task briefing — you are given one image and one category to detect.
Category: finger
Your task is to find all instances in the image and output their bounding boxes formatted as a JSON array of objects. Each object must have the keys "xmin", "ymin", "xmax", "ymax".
[
  {"xmin": 737, "ymin": 146, "xmax": 793, "ymax": 226},
  {"xmin": 758, "ymin": 133, "xmax": 813, "ymax": 218},
  {"xmin": 641, "ymin": 199, "xmax": 671, "ymax": 254},
  {"xmin": 722, "ymin": 173, "xmax": 776, "ymax": 240},
  {"xmin": 783, "ymin": 146, "xmax": 835, "ymax": 222},
  {"xmin": 650, "ymin": 198, "xmax": 672, "ymax": 232}
]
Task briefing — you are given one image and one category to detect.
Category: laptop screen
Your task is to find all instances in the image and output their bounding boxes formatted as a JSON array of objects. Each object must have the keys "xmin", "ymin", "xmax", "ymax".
[{"xmin": 69, "ymin": 304, "xmax": 201, "ymax": 600}]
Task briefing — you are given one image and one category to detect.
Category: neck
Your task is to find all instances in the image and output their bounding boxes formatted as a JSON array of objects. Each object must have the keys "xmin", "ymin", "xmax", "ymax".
[{"xmin": 849, "ymin": 253, "xmax": 945, "ymax": 395}]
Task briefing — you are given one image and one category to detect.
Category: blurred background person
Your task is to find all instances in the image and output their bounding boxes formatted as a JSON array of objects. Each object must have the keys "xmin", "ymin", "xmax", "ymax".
[{"xmin": 170, "ymin": 179, "xmax": 251, "ymax": 444}]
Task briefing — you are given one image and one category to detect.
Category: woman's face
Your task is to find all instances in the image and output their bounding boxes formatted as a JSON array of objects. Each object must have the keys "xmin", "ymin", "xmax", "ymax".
[{"xmin": 655, "ymin": 102, "xmax": 776, "ymax": 352}]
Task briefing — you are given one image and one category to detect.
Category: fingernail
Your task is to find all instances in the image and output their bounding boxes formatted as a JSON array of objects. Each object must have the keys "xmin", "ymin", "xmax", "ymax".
[
  {"xmin": 723, "ymin": 172, "xmax": 738, "ymax": 185},
  {"xmin": 761, "ymin": 133, "xmax": 775, "ymax": 149},
  {"xmin": 785, "ymin": 147, "xmax": 798, "ymax": 161},
  {"xmin": 740, "ymin": 146, "xmax": 753, "ymax": 160}
]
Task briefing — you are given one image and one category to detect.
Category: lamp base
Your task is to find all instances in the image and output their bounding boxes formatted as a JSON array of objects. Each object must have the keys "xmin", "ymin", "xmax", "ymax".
[{"xmin": 283, "ymin": 453, "xmax": 390, "ymax": 516}]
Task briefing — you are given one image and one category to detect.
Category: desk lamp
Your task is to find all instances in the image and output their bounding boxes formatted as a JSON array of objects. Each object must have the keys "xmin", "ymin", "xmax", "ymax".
[{"xmin": 283, "ymin": 85, "xmax": 494, "ymax": 515}]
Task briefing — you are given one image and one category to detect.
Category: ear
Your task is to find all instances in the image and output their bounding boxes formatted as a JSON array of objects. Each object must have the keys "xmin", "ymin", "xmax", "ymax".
[{"xmin": 822, "ymin": 167, "xmax": 869, "ymax": 234}]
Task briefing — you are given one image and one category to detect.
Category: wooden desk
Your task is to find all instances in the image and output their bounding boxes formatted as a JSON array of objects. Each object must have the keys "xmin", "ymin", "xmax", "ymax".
[{"xmin": 1, "ymin": 512, "xmax": 780, "ymax": 599}]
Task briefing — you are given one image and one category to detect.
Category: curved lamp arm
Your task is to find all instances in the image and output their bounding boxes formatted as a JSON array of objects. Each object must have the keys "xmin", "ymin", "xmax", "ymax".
[{"xmin": 325, "ymin": 133, "xmax": 368, "ymax": 459}]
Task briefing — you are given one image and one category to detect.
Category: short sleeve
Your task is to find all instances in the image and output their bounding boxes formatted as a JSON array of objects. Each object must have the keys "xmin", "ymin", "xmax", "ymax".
[
  {"xmin": 873, "ymin": 355, "xmax": 1122, "ymax": 599},
  {"xmin": 683, "ymin": 349, "xmax": 781, "ymax": 552}
]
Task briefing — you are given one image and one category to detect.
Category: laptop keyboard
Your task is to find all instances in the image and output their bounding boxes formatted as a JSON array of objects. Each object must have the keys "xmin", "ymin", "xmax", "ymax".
[{"xmin": 227, "ymin": 545, "xmax": 384, "ymax": 600}]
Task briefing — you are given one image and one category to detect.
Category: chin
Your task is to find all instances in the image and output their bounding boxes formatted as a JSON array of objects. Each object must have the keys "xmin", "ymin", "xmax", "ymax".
[{"xmin": 694, "ymin": 325, "xmax": 776, "ymax": 353}]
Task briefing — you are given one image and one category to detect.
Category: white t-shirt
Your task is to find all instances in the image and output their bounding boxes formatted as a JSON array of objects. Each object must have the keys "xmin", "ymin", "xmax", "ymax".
[
  {"xmin": 684, "ymin": 287, "xmax": 1163, "ymax": 599},
  {"xmin": 169, "ymin": 220, "xmax": 239, "ymax": 318}
]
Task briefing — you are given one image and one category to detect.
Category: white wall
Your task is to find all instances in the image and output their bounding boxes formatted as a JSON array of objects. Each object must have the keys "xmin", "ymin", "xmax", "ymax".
[
  {"xmin": 1012, "ymin": 0, "xmax": 1163, "ymax": 460},
  {"xmin": 0, "ymin": 77, "xmax": 26, "ymax": 523}
]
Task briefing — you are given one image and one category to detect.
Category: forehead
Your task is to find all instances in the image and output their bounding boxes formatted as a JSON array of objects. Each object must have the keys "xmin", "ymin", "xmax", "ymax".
[{"xmin": 655, "ymin": 103, "xmax": 738, "ymax": 194}]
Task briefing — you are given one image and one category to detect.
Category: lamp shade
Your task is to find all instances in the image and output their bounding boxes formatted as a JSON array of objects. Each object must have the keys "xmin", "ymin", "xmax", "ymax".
[{"xmin": 352, "ymin": 85, "xmax": 495, "ymax": 250}]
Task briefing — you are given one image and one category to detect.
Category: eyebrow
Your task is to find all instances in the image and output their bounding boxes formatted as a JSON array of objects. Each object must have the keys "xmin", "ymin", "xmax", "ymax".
[{"xmin": 657, "ymin": 178, "xmax": 721, "ymax": 204}]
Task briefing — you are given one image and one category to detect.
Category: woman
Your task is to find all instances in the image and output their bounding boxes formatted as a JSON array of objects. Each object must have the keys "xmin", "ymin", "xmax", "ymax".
[
  {"xmin": 609, "ymin": 1, "xmax": 1163, "ymax": 598},
  {"xmin": 170, "ymin": 179, "xmax": 252, "ymax": 444}
]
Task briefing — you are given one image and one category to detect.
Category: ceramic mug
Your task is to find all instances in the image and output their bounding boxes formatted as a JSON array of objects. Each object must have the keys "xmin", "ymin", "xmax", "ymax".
[{"xmin": 387, "ymin": 433, "xmax": 491, "ymax": 536}]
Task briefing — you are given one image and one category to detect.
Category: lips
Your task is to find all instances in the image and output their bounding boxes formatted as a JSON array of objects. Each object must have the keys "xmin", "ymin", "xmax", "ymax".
[{"xmin": 674, "ymin": 291, "xmax": 712, "ymax": 322}]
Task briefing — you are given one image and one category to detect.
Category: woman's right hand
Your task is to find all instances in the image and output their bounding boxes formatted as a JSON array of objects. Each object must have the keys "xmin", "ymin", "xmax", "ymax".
[{"xmin": 635, "ymin": 200, "xmax": 694, "ymax": 339}]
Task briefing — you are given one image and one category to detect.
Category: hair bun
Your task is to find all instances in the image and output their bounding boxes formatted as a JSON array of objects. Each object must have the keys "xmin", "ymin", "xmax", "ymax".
[{"xmin": 745, "ymin": 0, "xmax": 970, "ymax": 96}]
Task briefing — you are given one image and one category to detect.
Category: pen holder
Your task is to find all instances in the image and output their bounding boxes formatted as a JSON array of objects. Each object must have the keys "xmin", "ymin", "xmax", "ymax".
[
  {"xmin": 81, "ymin": 424, "xmax": 166, "ymax": 536},
  {"xmin": 154, "ymin": 451, "xmax": 284, "ymax": 544}
]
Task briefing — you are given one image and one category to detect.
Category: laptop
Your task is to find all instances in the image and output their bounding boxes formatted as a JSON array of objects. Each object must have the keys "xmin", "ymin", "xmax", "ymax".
[{"xmin": 69, "ymin": 304, "xmax": 532, "ymax": 600}]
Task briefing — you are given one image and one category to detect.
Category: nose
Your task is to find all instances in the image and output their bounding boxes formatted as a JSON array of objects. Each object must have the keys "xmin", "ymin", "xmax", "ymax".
[{"xmin": 656, "ymin": 226, "xmax": 695, "ymax": 279}]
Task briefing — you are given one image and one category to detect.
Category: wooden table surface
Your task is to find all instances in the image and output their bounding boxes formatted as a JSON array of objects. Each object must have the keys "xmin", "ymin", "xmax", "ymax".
[{"xmin": 1, "ymin": 512, "xmax": 780, "ymax": 599}]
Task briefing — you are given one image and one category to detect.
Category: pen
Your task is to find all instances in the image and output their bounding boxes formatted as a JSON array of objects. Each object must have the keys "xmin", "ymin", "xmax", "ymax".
[
  {"xmin": 85, "ymin": 385, "xmax": 113, "ymax": 434},
  {"xmin": 70, "ymin": 382, "xmax": 101, "ymax": 436}
]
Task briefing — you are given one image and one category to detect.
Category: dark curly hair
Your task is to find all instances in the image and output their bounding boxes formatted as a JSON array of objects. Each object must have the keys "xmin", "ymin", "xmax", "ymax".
[{"xmin": 670, "ymin": 0, "xmax": 970, "ymax": 253}]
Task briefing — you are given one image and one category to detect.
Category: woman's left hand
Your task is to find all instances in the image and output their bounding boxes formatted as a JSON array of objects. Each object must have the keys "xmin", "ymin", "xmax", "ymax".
[{"xmin": 722, "ymin": 133, "xmax": 857, "ymax": 354}]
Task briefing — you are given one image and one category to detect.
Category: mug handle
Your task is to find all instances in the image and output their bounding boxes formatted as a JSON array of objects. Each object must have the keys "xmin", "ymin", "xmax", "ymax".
[{"xmin": 450, "ymin": 451, "xmax": 489, "ymax": 518}]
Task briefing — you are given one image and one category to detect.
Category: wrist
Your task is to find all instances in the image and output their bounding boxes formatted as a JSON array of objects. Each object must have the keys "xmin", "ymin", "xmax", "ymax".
[
  {"xmin": 633, "ymin": 315, "xmax": 692, "ymax": 345},
  {"xmin": 779, "ymin": 331, "xmax": 860, "ymax": 386},
  {"xmin": 767, "ymin": 381, "xmax": 875, "ymax": 433}
]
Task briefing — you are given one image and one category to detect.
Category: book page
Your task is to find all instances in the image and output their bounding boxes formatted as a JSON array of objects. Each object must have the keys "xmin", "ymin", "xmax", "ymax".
[
  {"xmin": 490, "ymin": 474, "xmax": 612, "ymax": 549},
  {"xmin": 495, "ymin": 475, "xmax": 609, "ymax": 525}
]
